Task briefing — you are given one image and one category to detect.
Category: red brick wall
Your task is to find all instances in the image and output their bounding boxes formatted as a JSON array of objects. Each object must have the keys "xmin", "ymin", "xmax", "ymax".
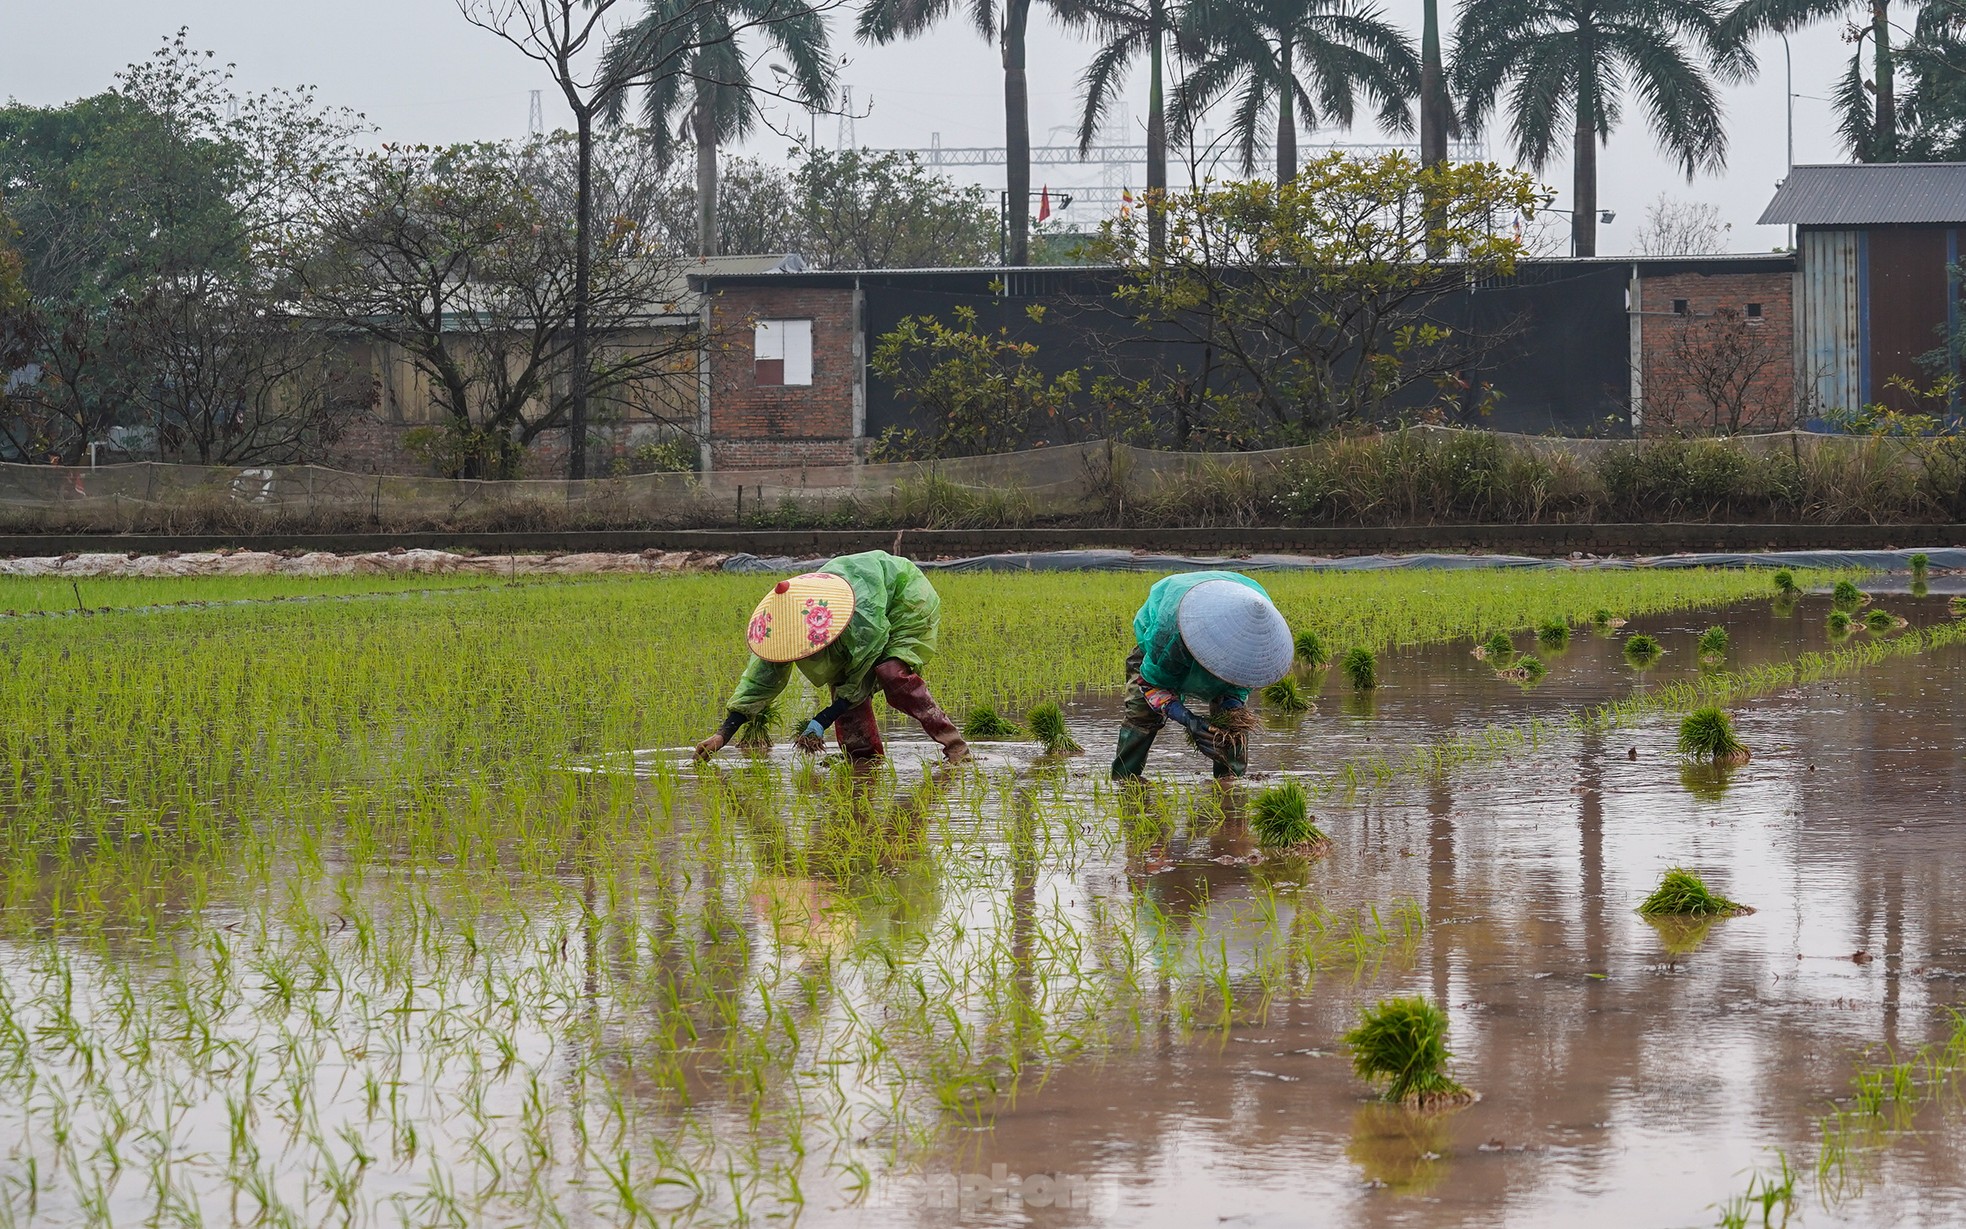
[
  {"xmin": 1638, "ymin": 271, "xmax": 1795, "ymax": 435},
  {"xmin": 704, "ymin": 285, "xmax": 860, "ymax": 469}
]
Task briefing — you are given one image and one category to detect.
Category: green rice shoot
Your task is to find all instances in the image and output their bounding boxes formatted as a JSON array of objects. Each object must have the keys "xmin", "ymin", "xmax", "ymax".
[
  {"xmin": 1637, "ymin": 867, "xmax": 1750, "ymax": 917},
  {"xmin": 1262, "ymin": 675, "xmax": 1312, "ymax": 712},
  {"xmin": 1294, "ymin": 629, "xmax": 1329, "ymax": 669},
  {"xmin": 1250, "ymin": 780, "xmax": 1324, "ymax": 850},
  {"xmin": 1342, "ymin": 647, "xmax": 1378, "ymax": 691},
  {"xmin": 1622, "ymin": 633, "xmax": 1662, "ymax": 665},
  {"xmin": 1026, "ymin": 701, "xmax": 1083, "ymax": 755},
  {"xmin": 1697, "ymin": 626, "xmax": 1729, "ymax": 657},
  {"xmin": 1677, "ymin": 707, "xmax": 1748, "ymax": 761},
  {"xmin": 1536, "ymin": 619, "xmax": 1570, "ymax": 649},
  {"xmin": 1342, "ymin": 997, "xmax": 1470, "ymax": 1105},
  {"xmin": 962, "ymin": 705, "xmax": 1022, "ymax": 739}
]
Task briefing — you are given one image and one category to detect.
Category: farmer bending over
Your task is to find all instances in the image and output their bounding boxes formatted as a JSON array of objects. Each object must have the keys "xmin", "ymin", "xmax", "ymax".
[
  {"xmin": 696, "ymin": 550, "xmax": 969, "ymax": 763},
  {"xmin": 1113, "ymin": 571, "xmax": 1292, "ymax": 780}
]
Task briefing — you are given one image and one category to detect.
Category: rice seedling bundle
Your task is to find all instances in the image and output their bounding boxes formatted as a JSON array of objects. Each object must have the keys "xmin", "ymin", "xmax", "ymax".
[
  {"xmin": 1536, "ymin": 619, "xmax": 1570, "ymax": 649},
  {"xmin": 1833, "ymin": 579, "xmax": 1864, "ymax": 609},
  {"xmin": 1250, "ymin": 781, "xmax": 1326, "ymax": 851},
  {"xmin": 1697, "ymin": 626, "xmax": 1729, "ymax": 658},
  {"xmin": 1262, "ymin": 675, "xmax": 1311, "ymax": 712},
  {"xmin": 1622, "ymin": 634, "xmax": 1662, "ymax": 666},
  {"xmin": 1027, "ymin": 701, "xmax": 1083, "ymax": 755},
  {"xmin": 1483, "ymin": 631, "xmax": 1516, "ymax": 660},
  {"xmin": 736, "ymin": 700, "xmax": 780, "ymax": 749},
  {"xmin": 1865, "ymin": 609, "xmax": 1904, "ymax": 632},
  {"xmin": 1772, "ymin": 570, "xmax": 1798, "ymax": 595},
  {"xmin": 1677, "ymin": 707, "xmax": 1750, "ymax": 764},
  {"xmin": 1341, "ymin": 647, "xmax": 1378, "ymax": 691},
  {"xmin": 1827, "ymin": 610, "xmax": 1853, "ymax": 635},
  {"xmin": 1637, "ymin": 867, "xmax": 1751, "ymax": 917},
  {"xmin": 1294, "ymin": 629, "xmax": 1329, "ymax": 669},
  {"xmin": 962, "ymin": 706, "xmax": 1022, "ymax": 739},
  {"xmin": 1496, "ymin": 654, "xmax": 1546, "ymax": 683},
  {"xmin": 1909, "ymin": 553, "xmax": 1930, "ymax": 573},
  {"xmin": 1342, "ymin": 997, "xmax": 1471, "ymax": 1106}
]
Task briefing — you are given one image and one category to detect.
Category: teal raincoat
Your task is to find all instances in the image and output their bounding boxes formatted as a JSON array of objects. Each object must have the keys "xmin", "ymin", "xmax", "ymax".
[
  {"xmin": 1131, "ymin": 570, "xmax": 1272, "ymax": 703},
  {"xmin": 726, "ymin": 551, "xmax": 941, "ymax": 715}
]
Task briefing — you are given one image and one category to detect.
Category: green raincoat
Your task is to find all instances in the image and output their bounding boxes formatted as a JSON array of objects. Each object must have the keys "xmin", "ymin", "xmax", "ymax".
[
  {"xmin": 726, "ymin": 551, "xmax": 942, "ymax": 715},
  {"xmin": 1131, "ymin": 570, "xmax": 1271, "ymax": 703}
]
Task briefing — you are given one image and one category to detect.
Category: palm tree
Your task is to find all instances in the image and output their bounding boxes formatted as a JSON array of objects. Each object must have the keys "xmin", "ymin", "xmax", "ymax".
[
  {"xmin": 860, "ymin": 0, "xmax": 1050, "ymax": 264},
  {"xmin": 1419, "ymin": 0, "xmax": 1449, "ymax": 167},
  {"xmin": 1170, "ymin": 0, "xmax": 1419, "ymax": 184},
  {"xmin": 1057, "ymin": 0, "xmax": 1178, "ymax": 259},
  {"xmin": 1454, "ymin": 0, "xmax": 1746, "ymax": 257},
  {"xmin": 604, "ymin": 0, "xmax": 834, "ymax": 257},
  {"xmin": 1724, "ymin": 0, "xmax": 1912, "ymax": 161}
]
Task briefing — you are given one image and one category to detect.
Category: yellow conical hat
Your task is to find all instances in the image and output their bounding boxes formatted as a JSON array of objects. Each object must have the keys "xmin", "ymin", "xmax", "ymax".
[{"xmin": 746, "ymin": 572, "xmax": 856, "ymax": 662}]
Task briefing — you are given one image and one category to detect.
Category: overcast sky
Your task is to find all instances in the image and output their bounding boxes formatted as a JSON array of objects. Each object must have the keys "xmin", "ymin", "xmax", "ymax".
[{"xmin": 3, "ymin": 0, "xmax": 1863, "ymax": 253}]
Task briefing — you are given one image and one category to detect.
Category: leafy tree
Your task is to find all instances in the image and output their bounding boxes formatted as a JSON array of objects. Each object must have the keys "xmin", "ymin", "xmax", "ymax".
[
  {"xmin": 1455, "ymin": 0, "xmax": 1745, "ymax": 257},
  {"xmin": 1096, "ymin": 152, "xmax": 1540, "ymax": 441},
  {"xmin": 1170, "ymin": 0, "xmax": 1419, "ymax": 183},
  {"xmin": 1056, "ymin": 0, "xmax": 1178, "ymax": 258},
  {"xmin": 602, "ymin": 0, "xmax": 834, "ymax": 258},
  {"xmin": 859, "ymin": 0, "xmax": 1059, "ymax": 265},
  {"xmin": 1723, "ymin": 0, "xmax": 1917, "ymax": 161},
  {"xmin": 1895, "ymin": 1, "xmax": 1966, "ymax": 158},
  {"xmin": 794, "ymin": 149, "xmax": 997, "ymax": 267},
  {"xmin": 290, "ymin": 140, "xmax": 696, "ymax": 478},
  {"xmin": 870, "ymin": 303, "xmax": 1085, "ymax": 457}
]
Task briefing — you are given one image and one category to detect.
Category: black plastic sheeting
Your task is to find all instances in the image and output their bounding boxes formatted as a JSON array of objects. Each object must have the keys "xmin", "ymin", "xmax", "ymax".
[{"xmin": 722, "ymin": 547, "xmax": 1966, "ymax": 575}]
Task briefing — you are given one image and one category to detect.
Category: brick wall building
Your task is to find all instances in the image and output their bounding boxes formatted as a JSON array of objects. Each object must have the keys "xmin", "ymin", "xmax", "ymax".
[
  {"xmin": 699, "ymin": 283, "xmax": 863, "ymax": 470},
  {"xmin": 1629, "ymin": 260, "xmax": 1796, "ymax": 436}
]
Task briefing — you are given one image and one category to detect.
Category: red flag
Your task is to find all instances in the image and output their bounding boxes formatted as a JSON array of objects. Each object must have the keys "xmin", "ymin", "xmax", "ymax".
[
  {"xmin": 1037, "ymin": 186, "xmax": 1051, "ymax": 223},
  {"xmin": 1121, "ymin": 187, "xmax": 1134, "ymax": 219}
]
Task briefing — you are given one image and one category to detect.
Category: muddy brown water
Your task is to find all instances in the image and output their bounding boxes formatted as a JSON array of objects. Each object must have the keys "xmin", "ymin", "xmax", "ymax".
[{"xmin": 787, "ymin": 594, "xmax": 1966, "ymax": 1227}]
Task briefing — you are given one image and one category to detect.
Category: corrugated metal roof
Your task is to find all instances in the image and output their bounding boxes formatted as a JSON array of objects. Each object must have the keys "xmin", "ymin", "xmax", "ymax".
[{"xmin": 1759, "ymin": 163, "xmax": 1966, "ymax": 226}]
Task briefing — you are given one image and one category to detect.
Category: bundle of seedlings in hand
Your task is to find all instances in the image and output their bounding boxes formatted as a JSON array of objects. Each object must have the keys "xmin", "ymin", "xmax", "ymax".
[
  {"xmin": 1026, "ymin": 701, "xmax": 1083, "ymax": 755},
  {"xmin": 1773, "ymin": 569, "xmax": 1799, "ymax": 595},
  {"xmin": 1342, "ymin": 647, "xmax": 1378, "ymax": 691},
  {"xmin": 1496, "ymin": 653, "xmax": 1547, "ymax": 683},
  {"xmin": 736, "ymin": 700, "xmax": 780, "ymax": 750},
  {"xmin": 1478, "ymin": 631, "xmax": 1514, "ymax": 661},
  {"xmin": 1343, "ymin": 997, "xmax": 1472, "ymax": 1108},
  {"xmin": 1697, "ymin": 625, "xmax": 1729, "ymax": 660},
  {"xmin": 1637, "ymin": 867, "xmax": 1752, "ymax": 916},
  {"xmin": 1294, "ymin": 629, "xmax": 1329, "ymax": 669},
  {"xmin": 1262, "ymin": 675, "xmax": 1312, "ymax": 712},
  {"xmin": 1536, "ymin": 618, "xmax": 1570, "ymax": 650},
  {"xmin": 1251, "ymin": 780, "xmax": 1328, "ymax": 853},
  {"xmin": 962, "ymin": 705, "xmax": 1021, "ymax": 739},
  {"xmin": 1621, "ymin": 634, "xmax": 1662, "ymax": 666},
  {"xmin": 1833, "ymin": 579, "xmax": 1865, "ymax": 609},
  {"xmin": 1677, "ymin": 706, "xmax": 1750, "ymax": 764}
]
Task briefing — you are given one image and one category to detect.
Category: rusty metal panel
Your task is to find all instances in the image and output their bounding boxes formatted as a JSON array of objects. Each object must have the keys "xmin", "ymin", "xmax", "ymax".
[
  {"xmin": 1800, "ymin": 229, "xmax": 1861, "ymax": 417},
  {"xmin": 1864, "ymin": 226, "xmax": 1952, "ymax": 410}
]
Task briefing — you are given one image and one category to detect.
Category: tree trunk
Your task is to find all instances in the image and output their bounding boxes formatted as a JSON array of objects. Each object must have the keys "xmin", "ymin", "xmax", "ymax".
[
  {"xmin": 1873, "ymin": 0, "xmax": 1895, "ymax": 159},
  {"xmin": 1276, "ymin": 38, "xmax": 1297, "ymax": 184},
  {"xmin": 1147, "ymin": 0, "xmax": 1167, "ymax": 263},
  {"xmin": 1420, "ymin": 0, "xmax": 1447, "ymax": 169},
  {"xmin": 1572, "ymin": 86, "xmax": 1597, "ymax": 257},
  {"xmin": 1004, "ymin": 0, "xmax": 1033, "ymax": 264},
  {"xmin": 693, "ymin": 82, "xmax": 719, "ymax": 258},
  {"xmin": 571, "ymin": 108, "xmax": 593, "ymax": 480}
]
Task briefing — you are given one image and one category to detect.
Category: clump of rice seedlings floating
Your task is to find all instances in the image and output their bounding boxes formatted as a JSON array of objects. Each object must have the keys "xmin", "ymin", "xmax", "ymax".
[
  {"xmin": 1262, "ymin": 675, "xmax": 1312, "ymax": 712},
  {"xmin": 1773, "ymin": 569, "xmax": 1799, "ymax": 594},
  {"xmin": 1342, "ymin": 647, "xmax": 1378, "ymax": 691},
  {"xmin": 1621, "ymin": 633, "xmax": 1662, "ymax": 666},
  {"xmin": 1251, "ymin": 780, "xmax": 1328, "ymax": 853},
  {"xmin": 1865, "ymin": 608, "xmax": 1906, "ymax": 632},
  {"xmin": 1592, "ymin": 608, "xmax": 1627, "ymax": 629},
  {"xmin": 1294, "ymin": 629, "xmax": 1329, "ymax": 669},
  {"xmin": 1026, "ymin": 701, "xmax": 1083, "ymax": 755},
  {"xmin": 962, "ymin": 705, "xmax": 1021, "ymax": 739},
  {"xmin": 1833, "ymin": 579, "xmax": 1865, "ymax": 609},
  {"xmin": 1480, "ymin": 631, "xmax": 1515, "ymax": 661},
  {"xmin": 1912, "ymin": 574, "xmax": 1930, "ymax": 598},
  {"xmin": 1951, "ymin": 595, "xmax": 1966, "ymax": 616},
  {"xmin": 1697, "ymin": 625, "xmax": 1729, "ymax": 660},
  {"xmin": 1343, "ymin": 997, "xmax": 1473, "ymax": 1108},
  {"xmin": 1536, "ymin": 619, "xmax": 1570, "ymax": 650},
  {"xmin": 1637, "ymin": 867, "xmax": 1752, "ymax": 917},
  {"xmin": 1827, "ymin": 609, "xmax": 1853, "ymax": 636},
  {"xmin": 1678, "ymin": 706, "xmax": 1750, "ymax": 764},
  {"xmin": 736, "ymin": 700, "xmax": 780, "ymax": 750},
  {"xmin": 1910, "ymin": 552, "xmax": 1930, "ymax": 574},
  {"xmin": 1495, "ymin": 654, "xmax": 1546, "ymax": 684}
]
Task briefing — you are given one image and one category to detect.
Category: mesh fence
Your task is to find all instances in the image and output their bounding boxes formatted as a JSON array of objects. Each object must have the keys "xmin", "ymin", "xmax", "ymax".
[{"xmin": 0, "ymin": 428, "xmax": 1915, "ymax": 532}]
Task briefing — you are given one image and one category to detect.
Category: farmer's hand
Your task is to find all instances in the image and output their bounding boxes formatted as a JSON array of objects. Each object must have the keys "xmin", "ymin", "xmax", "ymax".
[
  {"xmin": 693, "ymin": 733, "xmax": 727, "ymax": 760},
  {"xmin": 791, "ymin": 719, "xmax": 827, "ymax": 755}
]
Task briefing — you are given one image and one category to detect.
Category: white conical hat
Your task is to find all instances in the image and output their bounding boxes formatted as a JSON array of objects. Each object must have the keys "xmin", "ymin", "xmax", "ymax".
[{"xmin": 1175, "ymin": 579, "xmax": 1292, "ymax": 688}]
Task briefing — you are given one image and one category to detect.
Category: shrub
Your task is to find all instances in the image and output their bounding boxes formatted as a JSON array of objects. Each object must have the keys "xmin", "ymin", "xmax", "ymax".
[
  {"xmin": 1342, "ymin": 997, "xmax": 1470, "ymax": 1105},
  {"xmin": 1637, "ymin": 867, "xmax": 1749, "ymax": 916},
  {"xmin": 1677, "ymin": 707, "xmax": 1748, "ymax": 763},
  {"xmin": 1342, "ymin": 647, "xmax": 1378, "ymax": 691}
]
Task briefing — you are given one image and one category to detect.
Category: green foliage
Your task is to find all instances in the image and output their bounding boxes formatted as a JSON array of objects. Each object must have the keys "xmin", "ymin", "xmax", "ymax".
[
  {"xmin": 1483, "ymin": 631, "xmax": 1515, "ymax": 659},
  {"xmin": 1341, "ymin": 647, "xmax": 1378, "ymax": 691},
  {"xmin": 1251, "ymin": 781, "xmax": 1323, "ymax": 849},
  {"xmin": 1773, "ymin": 569, "xmax": 1798, "ymax": 594},
  {"xmin": 869, "ymin": 304, "xmax": 1085, "ymax": 460},
  {"xmin": 1293, "ymin": 629, "xmax": 1329, "ymax": 668},
  {"xmin": 1262, "ymin": 676, "xmax": 1312, "ymax": 712},
  {"xmin": 1026, "ymin": 701, "xmax": 1083, "ymax": 755},
  {"xmin": 1697, "ymin": 625, "xmax": 1729, "ymax": 657},
  {"xmin": 1827, "ymin": 609, "xmax": 1853, "ymax": 635},
  {"xmin": 792, "ymin": 148, "xmax": 997, "ymax": 269},
  {"xmin": 1833, "ymin": 579, "xmax": 1863, "ymax": 608},
  {"xmin": 1512, "ymin": 654, "xmax": 1547, "ymax": 682},
  {"xmin": 1952, "ymin": 595, "xmax": 1966, "ymax": 617},
  {"xmin": 736, "ymin": 700, "xmax": 779, "ymax": 749},
  {"xmin": 1621, "ymin": 634, "xmax": 1662, "ymax": 666},
  {"xmin": 1098, "ymin": 155, "xmax": 1539, "ymax": 442},
  {"xmin": 1591, "ymin": 608, "xmax": 1616, "ymax": 626},
  {"xmin": 1637, "ymin": 867, "xmax": 1747, "ymax": 917},
  {"xmin": 1677, "ymin": 707, "xmax": 1747, "ymax": 761},
  {"xmin": 1342, "ymin": 997, "xmax": 1468, "ymax": 1104},
  {"xmin": 623, "ymin": 438, "xmax": 698, "ymax": 475},
  {"xmin": 1536, "ymin": 619, "xmax": 1570, "ymax": 649},
  {"xmin": 1909, "ymin": 552, "xmax": 1930, "ymax": 572},
  {"xmin": 1865, "ymin": 608, "xmax": 1897, "ymax": 632},
  {"xmin": 961, "ymin": 705, "xmax": 1021, "ymax": 739}
]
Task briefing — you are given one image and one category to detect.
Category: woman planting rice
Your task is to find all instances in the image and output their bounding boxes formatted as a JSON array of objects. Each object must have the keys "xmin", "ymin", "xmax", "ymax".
[
  {"xmin": 1113, "ymin": 571, "xmax": 1293, "ymax": 780},
  {"xmin": 695, "ymin": 551, "xmax": 969, "ymax": 763}
]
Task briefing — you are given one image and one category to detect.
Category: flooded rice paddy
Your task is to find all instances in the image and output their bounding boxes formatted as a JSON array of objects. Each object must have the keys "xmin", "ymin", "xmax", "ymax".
[{"xmin": 2, "ymin": 571, "xmax": 1964, "ymax": 1227}]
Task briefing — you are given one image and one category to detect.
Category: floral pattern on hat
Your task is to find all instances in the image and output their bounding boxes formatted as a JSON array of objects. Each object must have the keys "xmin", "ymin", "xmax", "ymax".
[
  {"xmin": 747, "ymin": 609, "xmax": 774, "ymax": 646},
  {"xmin": 801, "ymin": 598, "xmax": 835, "ymax": 646}
]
